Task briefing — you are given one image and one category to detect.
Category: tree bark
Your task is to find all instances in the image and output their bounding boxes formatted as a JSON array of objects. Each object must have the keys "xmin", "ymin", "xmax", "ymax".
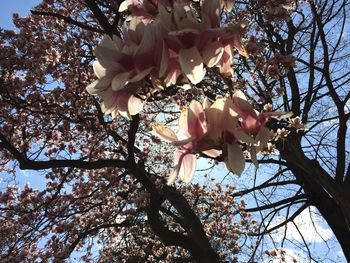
[{"xmin": 278, "ymin": 134, "xmax": 350, "ymax": 262}]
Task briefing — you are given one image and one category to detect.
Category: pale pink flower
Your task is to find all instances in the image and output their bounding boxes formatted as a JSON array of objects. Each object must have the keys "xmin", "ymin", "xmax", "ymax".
[
  {"xmin": 230, "ymin": 90, "xmax": 291, "ymax": 167},
  {"xmin": 288, "ymin": 117, "xmax": 307, "ymax": 132},
  {"xmin": 157, "ymin": 0, "xmax": 245, "ymax": 84},
  {"xmin": 153, "ymin": 100, "xmax": 220, "ymax": 183},
  {"xmin": 87, "ymin": 18, "xmax": 168, "ymax": 118},
  {"xmin": 154, "ymin": 92, "xmax": 292, "ymax": 181}
]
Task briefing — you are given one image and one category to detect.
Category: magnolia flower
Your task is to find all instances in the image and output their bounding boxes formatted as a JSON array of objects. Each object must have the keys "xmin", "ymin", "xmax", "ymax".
[
  {"xmin": 87, "ymin": 18, "xmax": 168, "ymax": 118},
  {"xmin": 275, "ymin": 128, "xmax": 290, "ymax": 140},
  {"xmin": 87, "ymin": 78, "xmax": 143, "ymax": 119},
  {"xmin": 153, "ymin": 100, "xmax": 222, "ymax": 184},
  {"xmin": 288, "ymin": 117, "xmax": 307, "ymax": 132},
  {"xmin": 204, "ymin": 96, "xmax": 247, "ymax": 175},
  {"xmin": 118, "ymin": 0, "xmax": 173, "ymax": 24},
  {"xmin": 153, "ymin": 92, "xmax": 292, "ymax": 182},
  {"xmin": 158, "ymin": 0, "xmax": 245, "ymax": 84},
  {"xmin": 229, "ymin": 90, "xmax": 292, "ymax": 167}
]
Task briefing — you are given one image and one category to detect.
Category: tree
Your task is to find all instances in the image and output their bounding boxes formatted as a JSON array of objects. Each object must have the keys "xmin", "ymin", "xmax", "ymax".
[{"xmin": 0, "ymin": 0, "xmax": 349, "ymax": 262}]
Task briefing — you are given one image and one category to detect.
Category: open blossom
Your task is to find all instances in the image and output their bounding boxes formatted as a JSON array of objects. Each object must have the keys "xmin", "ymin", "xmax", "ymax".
[
  {"xmin": 230, "ymin": 90, "xmax": 292, "ymax": 166},
  {"xmin": 120, "ymin": 0, "xmax": 245, "ymax": 85},
  {"xmin": 152, "ymin": 100, "xmax": 220, "ymax": 184},
  {"xmin": 156, "ymin": 0, "xmax": 246, "ymax": 84},
  {"xmin": 88, "ymin": 0, "xmax": 247, "ymax": 119},
  {"xmin": 153, "ymin": 90, "xmax": 292, "ymax": 183},
  {"xmin": 288, "ymin": 116, "xmax": 307, "ymax": 132},
  {"xmin": 86, "ymin": 18, "xmax": 167, "ymax": 118}
]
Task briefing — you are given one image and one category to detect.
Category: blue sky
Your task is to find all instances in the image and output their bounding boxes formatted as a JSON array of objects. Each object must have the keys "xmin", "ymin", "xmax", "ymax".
[
  {"xmin": 0, "ymin": 0, "xmax": 41, "ymax": 29},
  {"xmin": 0, "ymin": 1, "xmax": 347, "ymax": 262}
]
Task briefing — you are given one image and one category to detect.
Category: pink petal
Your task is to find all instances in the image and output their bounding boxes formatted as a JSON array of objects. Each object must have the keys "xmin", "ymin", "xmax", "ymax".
[
  {"xmin": 94, "ymin": 36, "xmax": 122, "ymax": 69},
  {"xmin": 202, "ymin": 97, "xmax": 211, "ymax": 109},
  {"xmin": 86, "ymin": 77, "xmax": 111, "ymax": 94},
  {"xmin": 163, "ymin": 59, "xmax": 181, "ymax": 87},
  {"xmin": 167, "ymin": 168, "xmax": 179, "ymax": 185},
  {"xmin": 98, "ymin": 89, "xmax": 119, "ymax": 114},
  {"xmin": 129, "ymin": 67, "xmax": 153, "ymax": 83},
  {"xmin": 187, "ymin": 100, "xmax": 207, "ymax": 138},
  {"xmin": 250, "ymin": 147, "xmax": 259, "ymax": 169},
  {"xmin": 158, "ymin": 4, "xmax": 174, "ymax": 32},
  {"xmin": 158, "ymin": 41, "xmax": 169, "ymax": 78},
  {"xmin": 205, "ymin": 98, "xmax": 238, "ymax": 141},
  {"xmin": 230, "ymin": 130, "xmax": 255, "ymax": 144},
  {"xmin": 179, "ymin": 108, "xmax": 190, "ymax": 137},
  {"xmin": 221, "ymin": 98, "xmax": 239, "ymax": 131},
  {"xmin": 118, "ymin": 0, "xmax": 131, "ymax": 12},
  {"xmin": 114, "ymin": 91, "xmax": 130, "ymax": 118},
  {"xmin": 173, "ymin": 3, "xmax": 200, "ymax": 31},
  {"xmin": 205, "ymin": 98, "xmax": 225, "ymax": 140},
  {"xmin": 232, "ymin": 90, "xmax": 252, "ymax": 111},
  {"xmin": 134, "ymin": 26, "xmax": 155, "ymax": 70},
  {"xmin": 179, "ymin": 46, "xmax": 205, "ymax": 85},
  {"xmin": 264, "ymin": 111, "xmax": 294, "ymax": 119},
  {"xmin": 244, "ymin": 114, "xmax": 259, "ymax": 133},
  {"xmin": 218, "ymin": 44, "xmax": 233, "ymax": 76}
]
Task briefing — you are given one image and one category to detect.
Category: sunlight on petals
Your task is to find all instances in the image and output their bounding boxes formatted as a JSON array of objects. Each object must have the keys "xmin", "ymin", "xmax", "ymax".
[
  {"xmin": 152, "ymin": 124, "xmax": 178, "ymax": 143},
  {"xmin": 179, "ymin": 47, "xmax": 205, "ymax": 84},
  {"xmin": 202, "ymin": 41, "xmax": 224, "ymax": 68},
  {"xmin": 187, "ymin": 100, "xmax": 207, "ymax": 138},
  {"xmin": 178, "ymin": 153, "xmax": 197, "ymax": 183},
  {"xmin": 127, "ymin": 94, "xmax": 144, "ymax": 116}
]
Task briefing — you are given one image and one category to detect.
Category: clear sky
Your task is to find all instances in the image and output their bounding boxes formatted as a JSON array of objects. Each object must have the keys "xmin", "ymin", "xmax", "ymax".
[{"xmin": 0, "ymin": 0, "xmax": 42, "ymax": 29}]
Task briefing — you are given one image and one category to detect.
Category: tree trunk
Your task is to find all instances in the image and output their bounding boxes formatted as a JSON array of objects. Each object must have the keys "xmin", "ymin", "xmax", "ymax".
[
  {"xmin": 302, "ymin": 180, "xmax": 350, "ymax": 261},
  {"xmin": 279, "ymin": 135, "xmax": 350, "ymax": 261}
]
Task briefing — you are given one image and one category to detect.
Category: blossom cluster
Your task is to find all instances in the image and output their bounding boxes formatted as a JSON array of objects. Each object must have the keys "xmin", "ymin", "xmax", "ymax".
[
  {"xmin": 153, "ymin": 90, "xmax": 292, "ymax": 183},
  {"xmin": 87, "ymin": 0, "xmax": 245, "ymax": 118}
]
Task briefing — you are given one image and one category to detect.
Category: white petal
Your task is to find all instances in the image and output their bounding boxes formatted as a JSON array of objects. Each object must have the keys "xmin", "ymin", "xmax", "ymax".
[
  {"xmin": 128, "ymin": 95, "xmax": 144, "ymax": 115},
  {"xmin": 255, "ymin": 127, "xmax": 271, "ymax": 151},
  {"xmin": 93, "ymin": 60, "xmax": 106, "ymax": 79},
  {"xmin": 227, "ymin": 143, "xmax": 245, "ymax": 176},
  {"xmin": 129, "ymin": 68, "xmax": 153, "ymax": 83},
  {"xmin": 111, "ymin": 72, "xmax": 131, "ymax": 91},
  {"xmin": 179, "ymin": 154, "xmax": 197, "ymax": 183},
  {"xmin": 250, "ymin": 147, "xmax": 259, "ymax": 169},
  {"xmin": 202, "ymin": 41, "xmax": 224, "ymax": 68},
  {"xmin": 167, "ymin": 168, "xmax": 179, "ymax": 185},
  {"xmin": 179, "ymin": 47, "xmax": 205, "ymax": 85},
  {"xmin": 118, "ymin": 0, "xmax": 130, "ymax": 12},
  {"xmin": 152, "ymin": 124, "xmax": 178, "ymax": 142},
  {"xmin": 159, "ymin": 42, "xmax": 168, "ymax": 78},
  {"xmin": 86, "ymin": 77, "xmax": 111, "ymax": 94},
  {"xmin": 202, "ymin": 149, "xmax": 222, "ymax": 158}
]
